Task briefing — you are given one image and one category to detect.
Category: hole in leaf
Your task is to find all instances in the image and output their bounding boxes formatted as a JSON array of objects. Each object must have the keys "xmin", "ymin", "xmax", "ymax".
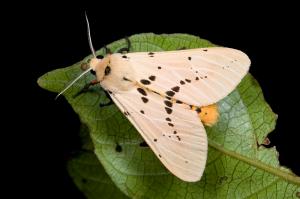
[
  {"xmin": 81, "ymin": 178, "xmax": 87, "ymax": 184},
  {"xmin": 217, "ymin": 176, "xmax": 228, "ymax": 185},
  {"xmin": 115, "ymin": 143, "xmax": 122, "ymax": 152}
]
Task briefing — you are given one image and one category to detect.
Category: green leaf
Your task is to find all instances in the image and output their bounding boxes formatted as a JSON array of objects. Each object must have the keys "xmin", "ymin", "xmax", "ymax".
[
  {"xmin": 38, "ymin": 33, "xmax": 300, "ymax": 198},
  {"xmin": 67, "ymin": 125, "xmax": 129, "ymax": 199}
]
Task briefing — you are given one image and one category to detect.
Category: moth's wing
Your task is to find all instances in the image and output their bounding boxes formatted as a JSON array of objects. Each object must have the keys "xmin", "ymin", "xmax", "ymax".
[
  {"xmin": 109, "ymin": 89, "xmax": 207, "ymax": 182},
  {"xmin": 124, "ymin": 47, "xmax": 250, "ymax": 106}
]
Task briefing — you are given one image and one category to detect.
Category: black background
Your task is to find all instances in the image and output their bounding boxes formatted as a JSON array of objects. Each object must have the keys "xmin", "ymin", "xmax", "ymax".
[{"xmin": 6, "ymin": 2, "xmax": 300, "ymax": 198}]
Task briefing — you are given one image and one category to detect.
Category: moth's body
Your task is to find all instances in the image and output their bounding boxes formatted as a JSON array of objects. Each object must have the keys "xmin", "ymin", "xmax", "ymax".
[
  {"xmin": 86, "ymin": 47, "xmax": 250, "ymax": 182},
  {"xmin": 92, "ymin": 52, "xmax": 220, "ymax": 125}
]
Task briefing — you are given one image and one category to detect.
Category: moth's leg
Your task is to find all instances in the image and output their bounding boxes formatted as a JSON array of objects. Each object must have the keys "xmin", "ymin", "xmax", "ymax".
[
  {"xmin": 99, "ymin": 90, "xmax": 114, "ymax": 107},
  {"xmin": 90, "ymin": 70, "xmax": 96, "ymax": 76},
  {"xmin": 117, "ymin": 37, "xmax": 131, "ymax": 54},
  {"xmin": 139, "ymin": 141, "xmax": 149, "ymax": 147},
  {"xmin": 73, "ymin": 79, "xmax": 99, "ymax": 98},
  {"xmin": 83, "ymin": 79, "xmax": 99, "ymax": 91}
]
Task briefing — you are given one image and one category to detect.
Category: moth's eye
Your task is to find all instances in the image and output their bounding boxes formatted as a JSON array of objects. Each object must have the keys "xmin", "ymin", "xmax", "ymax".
[
  {"xmin": 105, "ymin": 66, "xmax": 111, "ymax": 76},
  {"xmin": 96, "ymin": 55, "xmax": 104, "ymax": 59}
]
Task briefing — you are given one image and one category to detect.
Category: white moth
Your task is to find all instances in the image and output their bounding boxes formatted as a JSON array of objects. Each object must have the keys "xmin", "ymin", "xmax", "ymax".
[{"xmin": 57, "ymin": 15, "xmax": 250, "ymax": 182}]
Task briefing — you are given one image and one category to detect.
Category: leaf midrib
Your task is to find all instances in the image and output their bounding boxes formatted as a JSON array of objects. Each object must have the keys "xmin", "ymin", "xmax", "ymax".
[{"xmin": 208, "ymin": 139, "xmax": 300, "ymax": 186}]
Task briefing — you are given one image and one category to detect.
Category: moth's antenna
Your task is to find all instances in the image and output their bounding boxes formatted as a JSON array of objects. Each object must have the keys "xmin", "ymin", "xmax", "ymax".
[
  {"xmin": 85, "ymin": 12, "xmax": 96, "ymax": 58},
  {"xmin": 55, "ymin": 13, "xmax": 96, "ymax": 99},
  {"xmin": 55, "ymin": 67, "xmax": 93, "ymax": 99}
]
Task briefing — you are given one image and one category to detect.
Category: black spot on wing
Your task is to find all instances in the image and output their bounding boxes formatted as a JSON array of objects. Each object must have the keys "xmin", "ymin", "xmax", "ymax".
[
  {"xmin": 176, "ymin": 100, "xmax": 183, "ymax": 104},
  {"xmin": 188, "ymin": 57, "xmax": 192, "ymax": 60},
  {"xmin": 195, "ymin": 77, "xmax": 199, "ymax": 80},
  {"xmin": 140, "ymin": 110, "xmax": 145, "ymax": 114},
  {"xmin": 171, "ymin": 86, "xmax": 180, "ymax": 92},
  {"xmin": 141, "ymin": 97, "xmax": 149, "ymax": 103},
  {"xmin": 123, "ymin": 77, "xmax": 131, "ymax": 81},
  {"xmin": 140, "ymin": 79, "xmax": 151, "ymax": 85},
  {"xmin": 166, "ymin": 91, "xmax": 175, "ymax": 97},
  {"xmin": 166, "ymin": 117, "xmax": 171, "ymax": 121},
  {"xmin": 180, "ymin": 80, "xmax": 185, "ymax": 85},
  {"xmin": 149, "ymin": 75, "xmax": 156, "ymax": 81},
  {"xmin": 154, "ymin": 138, "xmax": 157, "ymax": 142},
  {"xmin": 185, "ymin": 79, "xmax": 191, "ymax": 83},
  {"xmin": 195, "ymin": 107, "xmax": 201, "ymax": 113},
  {"xmin": 137, "ymin": 88, "xmax": 147, "ymax": 96},
  {"xmin": 148, "ymin": 52, "xmax": 154, "ymax": 57},
  {"xmin": 165, "ymin": 96, "xmax": 171, "ymax": 100},
  {"xmin": 122, "ymin": 55, "xmax": 127, "ymax": 58},
  {"xmin": 153, "ymin": 91, "xmax": 160, "ymax": 95},
  {"xmin": 165, "ymin": 107, "xmax": 172, "ymax": 114},
  {"xmin": 203, "ymin": 49, "xmax": 208, "ymax": 52},
  {"xmin": 157, "ymin": 66, "xmax": 162, "ymax": 69},
  {"xmin": 168, "ymin": 123, "xmax": 174, "ymax": 127},
  {"xmin": 173, "ymin": 131, "xmax": 177, "ymax": 134},
  {"xmin": 164, "ymin": 100, "xmax": 172, "ymax": 107}
]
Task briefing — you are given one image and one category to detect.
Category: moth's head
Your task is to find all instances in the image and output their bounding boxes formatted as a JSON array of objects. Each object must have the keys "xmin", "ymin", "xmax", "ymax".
[{"xmin": 89, "ymin": 55, "xmax": 111, "ymax": 82}]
